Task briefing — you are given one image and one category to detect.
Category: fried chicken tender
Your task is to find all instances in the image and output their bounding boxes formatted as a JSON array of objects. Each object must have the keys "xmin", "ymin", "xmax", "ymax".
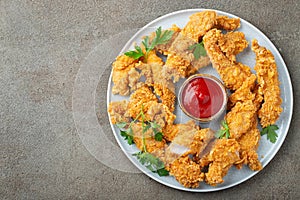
[
  {"xmin": 128, "ymin": 85, "xmax": 158, "ymax": 119},
  {"xmin": 168, "ymin": 156, "xmax": 204, "ymax": 188},
  {"xmin": 108, "ymin": 100, "xmax": 131, "ymax": 124},
  {"xmin": 181, "ymin": 10, "xmax": 217, "ymax": 42},
  {"xmin": 112, "ymin": 55, "xmax": 141, "ymax": 95},
  {"xmin": 215, "ymin": 15, "xmax": 241, "ymax": 31},
  {"xmin": 203, "ymin": 29, "xmax": 252, "ymax": 90},
  {"xmin": 252, "ymin": 39, "xmax": 282, "ymax": 127},
  {"xmin": 204, "ymin": 139, "xmax": 240, "ymax": 186},
  {"xmin": 131, "ymin": 122, "xmax": 166, "ymax": 153},
  {"xmin": 225, "ymin": 100, "xmax": 257, "ymax": 139}
]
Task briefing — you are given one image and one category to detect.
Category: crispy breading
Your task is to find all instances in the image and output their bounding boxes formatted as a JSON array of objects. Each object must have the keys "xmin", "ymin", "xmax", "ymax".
[
  {"xmin": 203, "ymin": 29, "xmax": 252, "ymax": 90},
  {"xmin": 204, "ymin": 139, "xmax": 240, "ymax": 186},
  {"xmin": 145, "ymin": 101, "xmax": 176, "ymax": 129},
  {"xmin": 215, "ymin": 15, "xmax": 241, "ymax": 31},
  {"xmin": 225, "ymin": 100, "xmax": 257, "ymax": 139},
  {"xmin": 136, "ymin": 63, "xmax": 175, "ymax": 92},
  {"xmin": 235, "ymin": 126, "xmax": 262, "ymax": 171},
  {"xmin": 181, "ymin": 10, "xmax": 217, "ymax": 42},
  {"xmin": 112, "ymin": 55, "xmax": 141, "ymax": 95},
  {"xmin": 218, "ymin": 31, "xmax": 248, "ymax": 62},
  {"xmin": 131, "ymin": 122, "xmax": 166, "ymax": 153},
  {"xmin": 165, "ymin": 53, "xmax": 191, "ymax": 77},
  {"xmin": 229, "ymin": 74, "xmax": 257, "ymax": 107},
  {"xmin": 128, "ymin": 85, "xmax": 158, "ymax": 119},
  {"xmin": 164, "ymin": 121, "xmax": 200, "ymax": 164},
  {"xmin": 252, "ymin": 39, "xmax": 282, "ymax": 127},
  {"xmin": 112, "ymin": 54, "xmax": 138, "ymax": 70},
  {"xmin": 146, "ymin": 50, "xmax": 164, "ymax": 65},
  {"xmin": 108, "ymin": 100, "xmax": 131, "ymax": 124},
  {"xmin": 168, "ymin": 156, "xmax": 205, "ymax": 188},
  {"xmin": 153, "ymin": 83, "xmax": 176, "ymax": 112}
]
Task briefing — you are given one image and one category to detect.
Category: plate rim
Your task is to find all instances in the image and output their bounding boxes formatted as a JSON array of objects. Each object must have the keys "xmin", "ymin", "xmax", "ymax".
[{"xmin": 106, "ymin": 8, "xmax": 294, "ymax": 192}]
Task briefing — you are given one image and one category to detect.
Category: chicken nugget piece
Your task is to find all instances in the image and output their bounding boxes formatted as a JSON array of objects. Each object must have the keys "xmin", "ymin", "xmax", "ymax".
[
  {"xmin": 131, "ymin": 122, "xmax": 166, "ymax": 153},
  {"xmin": 225, "ymin": 100, "xmax": 257, "ymax": 139},
  {"xmin": 215, "ymin": 15, "xmax": 241, "ymax": 31},
  {"xmin": 168, "ymin": 155, "xmax": 204, "ymax": 188},
  {"xmin": 252, "ymin": 39, "xmax": 282, "ymax": 127},
  {"xmin": 108, "ymin": 100, "xmax": 131, "ymax": 124},
  {"xmin": 203, "ymin": 29, "xmax": 252, "ymax": 90},
  {"xmin": 112, "ymin": 54, "xmax": 137, "ymax": 70},
  {"xmin": 181, "ymin": 10, "xmax": 217, "ymax": 42},
  {"xmin": 128, "ymin": 85, "xmax": 158, "ymax": 119},
  {"xmin": 218, "ymin": 31, "xmax": 248, "ymax": 62},
  {"xmin": 205, "ymin": 139, "xmax": 240, "ymax": 186}
]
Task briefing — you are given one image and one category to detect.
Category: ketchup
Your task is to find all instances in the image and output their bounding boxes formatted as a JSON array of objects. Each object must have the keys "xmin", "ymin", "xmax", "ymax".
[{"xmin": 181, "ymin": 76, "xmax": 225, "ymax": 119}]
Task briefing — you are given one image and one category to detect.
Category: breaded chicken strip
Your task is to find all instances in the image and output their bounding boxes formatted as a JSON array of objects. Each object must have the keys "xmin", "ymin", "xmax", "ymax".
[
  {"xmin": 203, "ymin": 29, "xmax": 252, "ymax": 90},
  {"xmin": 153, "ymin": 83, "xmax": 176, "ymax": 112},
  {"xmin": 204, "ymin": 139, "xmax": 240, "ymax": 186},
  {"xmin": 252, "ymin": 39, "xmax": 282, "ymax": 127}
]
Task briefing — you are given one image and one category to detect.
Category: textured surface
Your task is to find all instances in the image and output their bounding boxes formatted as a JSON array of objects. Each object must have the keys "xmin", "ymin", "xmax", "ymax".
[{"xmin": 1, "ymin": 0, "xmax": 299, "ymax": 199}]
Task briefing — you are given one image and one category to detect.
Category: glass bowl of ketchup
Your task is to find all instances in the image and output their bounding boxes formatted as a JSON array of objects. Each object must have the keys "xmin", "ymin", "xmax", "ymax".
[{"xmin": 178, "ymin": 74, "xmax": 228, "ymax": 122}]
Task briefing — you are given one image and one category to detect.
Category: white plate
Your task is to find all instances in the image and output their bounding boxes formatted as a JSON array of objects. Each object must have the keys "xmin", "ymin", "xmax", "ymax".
[{"xmin": 107, "ymin": 9, "xmax": 293, "ymax": 192}]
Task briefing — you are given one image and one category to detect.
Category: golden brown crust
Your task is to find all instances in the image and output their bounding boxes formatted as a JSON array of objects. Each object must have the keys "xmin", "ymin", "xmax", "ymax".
[{"xmin": 252, "ymin": 39, "xmax": 282, "ymax": 127}]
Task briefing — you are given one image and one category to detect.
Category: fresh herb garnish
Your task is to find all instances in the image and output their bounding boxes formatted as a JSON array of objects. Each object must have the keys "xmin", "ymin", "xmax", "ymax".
[
  {"xmin": 133, "ymin": 151, "xmax": 169, "ymax": 176},
  {"xmin": 215, "ymin": 120, "xmax": 230, "ymax": 139},
  {"xmin": 261, "ymin": 124, "xmax": 279, "ymax": 143},
  {"xmin": 125, "ymin": 26, "xmax": 174, "ymax": 62},
  {"xmin": 188, "ymin": 41, "xmax": 207, "ymax": 60},
  {"xmin": 116, "ymin": 105, "xmax": 163, "ymax": 145}
]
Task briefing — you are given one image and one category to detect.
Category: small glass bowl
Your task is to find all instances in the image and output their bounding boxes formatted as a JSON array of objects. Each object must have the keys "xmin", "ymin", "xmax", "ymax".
[{"xmin": 178, "ymin": 74, "xmax": 228, "ymax": 122}]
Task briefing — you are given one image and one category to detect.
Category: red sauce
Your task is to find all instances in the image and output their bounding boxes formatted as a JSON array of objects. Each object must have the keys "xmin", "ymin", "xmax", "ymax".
[{"xmin": 181, "ymin": 77, "xmax": 225, "ymax": 119}]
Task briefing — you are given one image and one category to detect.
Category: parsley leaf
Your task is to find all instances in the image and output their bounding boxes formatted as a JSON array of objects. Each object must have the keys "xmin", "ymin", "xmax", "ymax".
[
  {"xmin": 125, "ymin": 26, "xmax": 174, "ymax": 62},
  {"xmin": 261, "ymin": 125, "xmax": 279, "ymax": 143},
  {"xmin": 215, "ymin": 120, "xmax": 230, "ymax": 139},
  {"xmin": 133, "ymin": 152, "xmax": 169, "ymax": 176},
  {"xmin": 154, "ymin": 132, "xmax": 163, "ymax": 141},
  {"xmin": 188, "ymin": 41, "xmax": 207, "ymax": 60},
  {"xmin": 120, "ymin": 128, "xmax": 134, "ymax": 145},
  {"xmin": 124, "ymin": 46, "xmax": 144, "ymax": 60}
]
